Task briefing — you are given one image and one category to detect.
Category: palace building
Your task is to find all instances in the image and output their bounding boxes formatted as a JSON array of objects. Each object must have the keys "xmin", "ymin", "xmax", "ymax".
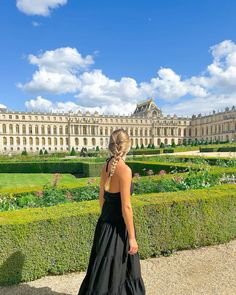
[{"xmin": 0, "ymin": 98, "xmax": 235, "ymax": 154}]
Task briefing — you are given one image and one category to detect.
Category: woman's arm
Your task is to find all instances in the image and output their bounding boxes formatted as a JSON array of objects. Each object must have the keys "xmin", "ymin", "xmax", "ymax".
[{"xmin": 119, "ymin": 166, "xmax": 136, "ymax": 239}]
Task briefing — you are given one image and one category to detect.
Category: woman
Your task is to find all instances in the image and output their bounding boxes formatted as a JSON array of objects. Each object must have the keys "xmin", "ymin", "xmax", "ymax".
[{"xmin": 77, "ymin": 128, "xmax": 146, "ymax": 294}]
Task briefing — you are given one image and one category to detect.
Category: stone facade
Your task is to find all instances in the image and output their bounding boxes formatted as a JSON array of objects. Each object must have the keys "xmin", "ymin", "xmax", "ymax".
[{"xmin": 0, "ymin": 98, "xmax": 235, "ymax": 154}]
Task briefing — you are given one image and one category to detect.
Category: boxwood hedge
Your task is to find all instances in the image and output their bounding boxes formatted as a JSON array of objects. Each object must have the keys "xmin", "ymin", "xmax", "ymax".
[{"xmin": 0, "ymin": 183, "xmax": 236, "ymax": 285}]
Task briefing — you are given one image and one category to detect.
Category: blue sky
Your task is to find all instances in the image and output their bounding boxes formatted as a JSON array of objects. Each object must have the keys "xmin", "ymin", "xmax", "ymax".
[{"xmin": 0, "ymin": 0, "xmax": 236, "ymax": 116}]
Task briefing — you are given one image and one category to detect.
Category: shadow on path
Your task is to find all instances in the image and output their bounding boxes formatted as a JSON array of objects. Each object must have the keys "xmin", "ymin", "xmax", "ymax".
[
  {"xmin": 0, "ymin": 285, "xmax": 70, "ymax": 295},
  {"xmin": 0, "ymin": 251, "xmax": 71, "ymax": 295}
]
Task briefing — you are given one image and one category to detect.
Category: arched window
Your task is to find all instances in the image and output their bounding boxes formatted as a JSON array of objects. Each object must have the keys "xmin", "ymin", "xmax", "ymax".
[
  {"xmin": 41, "ymin": 125, "xmax": 45, "ymax": 135},
  {"xmin": 9, "ymin": 124, "xmax": 13, "ymax": 133},
  {"xmin": 53, "ymin": 125, "xmax": 57, "ymax": 135},
  {"xmin": 2, "ymin": 124, "xmax": 6, "ymax": 133},
  {"xmin": 47, "ymin": 125, "xmax": 51, "ymax": 135},
  {"xmin": 35, "ymin": 125, "xmax": 39, "ymax": 134}
]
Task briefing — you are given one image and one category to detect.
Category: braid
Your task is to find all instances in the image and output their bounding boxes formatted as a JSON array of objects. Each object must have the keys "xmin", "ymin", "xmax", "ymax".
[{"xmin": 104, "ymin": 129, "xmax": 130, "ymax": 191}]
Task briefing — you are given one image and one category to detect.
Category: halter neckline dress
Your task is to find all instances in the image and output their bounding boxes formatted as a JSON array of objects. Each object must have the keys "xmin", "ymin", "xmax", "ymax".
[{"xmin": 77, "ymin": 156, "xmax": 146, "ymax": 295}]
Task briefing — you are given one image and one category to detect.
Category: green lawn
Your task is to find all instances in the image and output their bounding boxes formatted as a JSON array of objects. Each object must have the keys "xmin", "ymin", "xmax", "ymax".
[{"xmin": 0, "ymin": 173, "xmax": 93, "ymax": 194}]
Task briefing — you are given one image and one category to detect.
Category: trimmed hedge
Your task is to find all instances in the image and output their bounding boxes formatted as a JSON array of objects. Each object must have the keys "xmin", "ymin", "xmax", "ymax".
[
  {"xmin": 0, "ymin": 161, "xmax": 84, "ymax": 174},
  {"xmin": 218, "ymin": 146, "xmax": 236, "ymax": 152},
  {"xmin": 163, "ymin": 149, "xmax": 174, "ymax": 153},
  {"xmin": 132, "ymin": 154, "xmax": 235, "ymax": 166},
  {"xmin": 0, "ymin": 159, "xmax": 196, "ymax": 177},
  {"xmin": 199, "ymin": 147, "xmax": 217, "ymax": 152},
  {"xmin": 200, "ymin": 146, "xmax": 236, "ymax": 152},
  {"xmin": 126, "ymin": 160, "xmax": 197, "ymax": 176},
  {"xmin": 0, "ymin": 184, "xmax": 236, "ymax": 285},
  {"xmin": 129, "ymin": 149, "xmax": 161, "ymax": 155}
]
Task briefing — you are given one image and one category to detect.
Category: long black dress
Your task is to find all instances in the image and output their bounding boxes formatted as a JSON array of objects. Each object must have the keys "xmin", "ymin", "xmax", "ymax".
[{"xmin": 77, "ymin": 156, "xmax": 146, "ymax": 295}]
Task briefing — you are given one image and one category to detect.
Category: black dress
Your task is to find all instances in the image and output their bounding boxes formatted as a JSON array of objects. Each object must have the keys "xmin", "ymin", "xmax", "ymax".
[{"xmin": 77, "ymin": 157, "xmax": 146, "ymax": 295}]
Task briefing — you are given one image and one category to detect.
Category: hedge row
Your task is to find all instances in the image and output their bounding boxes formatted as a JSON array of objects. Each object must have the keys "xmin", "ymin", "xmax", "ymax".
[
  {"xmin": 0, "ymin": 183, "xmax": 236, "ymax": 285},
  {"xmin": 0, "ymin": 159, "xmax": 196, "ymax": 177},
  {"xmin": 200, "ymin": 146, "xmax": 236, "ymax": 152},
  {"xmin": 147, "ymin": 154, "xmax": 235, "ymax": 166}
]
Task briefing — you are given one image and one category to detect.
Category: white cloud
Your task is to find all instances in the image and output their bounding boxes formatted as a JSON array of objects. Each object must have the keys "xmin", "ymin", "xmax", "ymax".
[
  {"xmin": 162, "ymin": 93, "xmax": 236, "ymax": 116},
  {"xmin": 18, "ymin": 47, "xmax": 94, "ymax": 94},
  {"xmin": 16, "ymin": 0, "xmax": 68, "ymax": 16},
  {"xmin": 24, "ymin": 95, "xmax": 135, "ymax": 115},
  {"xmin": 0, "ymin": 103, "xmax": 7, "ymax": 109},
  {"xmin": 75, "ymin": 70, "xmax": 143, "ymax": 106},
  {"xmin": 19, "ymin": 40, "xmax": 236, "ymax": 116},
  {"xmin": 140, "ymin": 68, "xmax": 208, "ymax": 100}
]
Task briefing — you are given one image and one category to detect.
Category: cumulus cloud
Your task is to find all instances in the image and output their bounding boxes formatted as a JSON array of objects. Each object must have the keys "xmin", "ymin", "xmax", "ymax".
[
  {"xmin": 24, "ymin": 95, "xmax": 135, "ymax": 115},
  {"xmin": 25, "ymin": 96, "xmax": 81, "ymax": 113},
  {"xmin": 75, "ymin": 70, "xmax": 143, "ymax": 106},
  {"xmin": 0, "ymin": 103, "xmax": 7, "ymax": 109},
  {"xmin": 17, "ymin": 47, "xmax": 94, "ymax": 94},
  {"xmin": 19, "ymin": 40, "xmax": 236, "ymax": 116},
  {"xmin": 16, "ymin": 0, "xmax": 68, "ymax": 16}
]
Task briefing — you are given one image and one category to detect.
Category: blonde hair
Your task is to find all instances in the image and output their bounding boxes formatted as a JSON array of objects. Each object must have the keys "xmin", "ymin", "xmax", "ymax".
[{"xmin": 104, "ymin": 128, "xmax": 131, "ymax": 191}]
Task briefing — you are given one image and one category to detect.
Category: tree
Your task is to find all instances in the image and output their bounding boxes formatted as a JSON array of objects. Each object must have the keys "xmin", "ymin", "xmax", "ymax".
[
  {"xmin": 44, "ymin": 149, "xmax": 48, "ymax": 155},
  {"xmin": 39, "ymin": 149, "xmax": 43, "ymax": 155},
  {"xmin": 182, "ymin": 139, "xmax": 187, "ymax": 146},
  {"xmin": 80, "ymin": 147, "xmax": 87, "ymax": 157},
  {"xmin": 70, "ymin": 147, "xmax": 76, "ymax": 156}
]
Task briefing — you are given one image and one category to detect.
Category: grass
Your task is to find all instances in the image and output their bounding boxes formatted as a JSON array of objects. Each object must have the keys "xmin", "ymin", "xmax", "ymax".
[{"xmin": 0, "ymin": 173, "xmax": 86, "ymax": 193}]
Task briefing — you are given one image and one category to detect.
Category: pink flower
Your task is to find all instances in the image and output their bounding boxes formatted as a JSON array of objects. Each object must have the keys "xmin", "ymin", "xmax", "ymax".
[
  {"xmin": 65, "ymin": 191, "xmax": 73, "ymax": 201},
  {"xmin": 35, "ymin": 190, "xmax": 43, "ymax": 198},
  {"xmin": 158, "ymin": 170, "xmax": 167, "ymax": 175},
  {"xmin": 174, "ymin": 176, "xmax": 183, "ymax": 183},
  {"xmin": 87, "ymin": 178, "xmax": 96, "ymax": 185},
  {"xmin": 52, "ymin": 173, "xmax": 61, "ymax": 187}
]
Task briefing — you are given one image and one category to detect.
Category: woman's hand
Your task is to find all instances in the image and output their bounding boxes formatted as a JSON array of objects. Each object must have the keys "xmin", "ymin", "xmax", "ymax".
[{"xmin": 128, "ymin": 237, "xmax": 138, "ymax": 255}]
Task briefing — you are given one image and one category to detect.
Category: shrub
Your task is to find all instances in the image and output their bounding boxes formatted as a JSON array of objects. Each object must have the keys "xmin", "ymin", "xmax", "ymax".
[{"xmin": 0, "ymin": 184, "xmax": 236, "ymax": 285}]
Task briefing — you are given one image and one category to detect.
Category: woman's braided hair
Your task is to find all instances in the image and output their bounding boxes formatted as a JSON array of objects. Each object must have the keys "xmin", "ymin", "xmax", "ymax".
[{"xmin": 104, "ymin": 128, "xmax": 131, "ymax": 191}]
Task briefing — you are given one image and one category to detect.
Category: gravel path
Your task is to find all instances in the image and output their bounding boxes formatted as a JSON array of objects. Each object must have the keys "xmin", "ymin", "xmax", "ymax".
[{"xmin": 1, "ymin": 239, "xmax": 236, "ymax": 295}]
